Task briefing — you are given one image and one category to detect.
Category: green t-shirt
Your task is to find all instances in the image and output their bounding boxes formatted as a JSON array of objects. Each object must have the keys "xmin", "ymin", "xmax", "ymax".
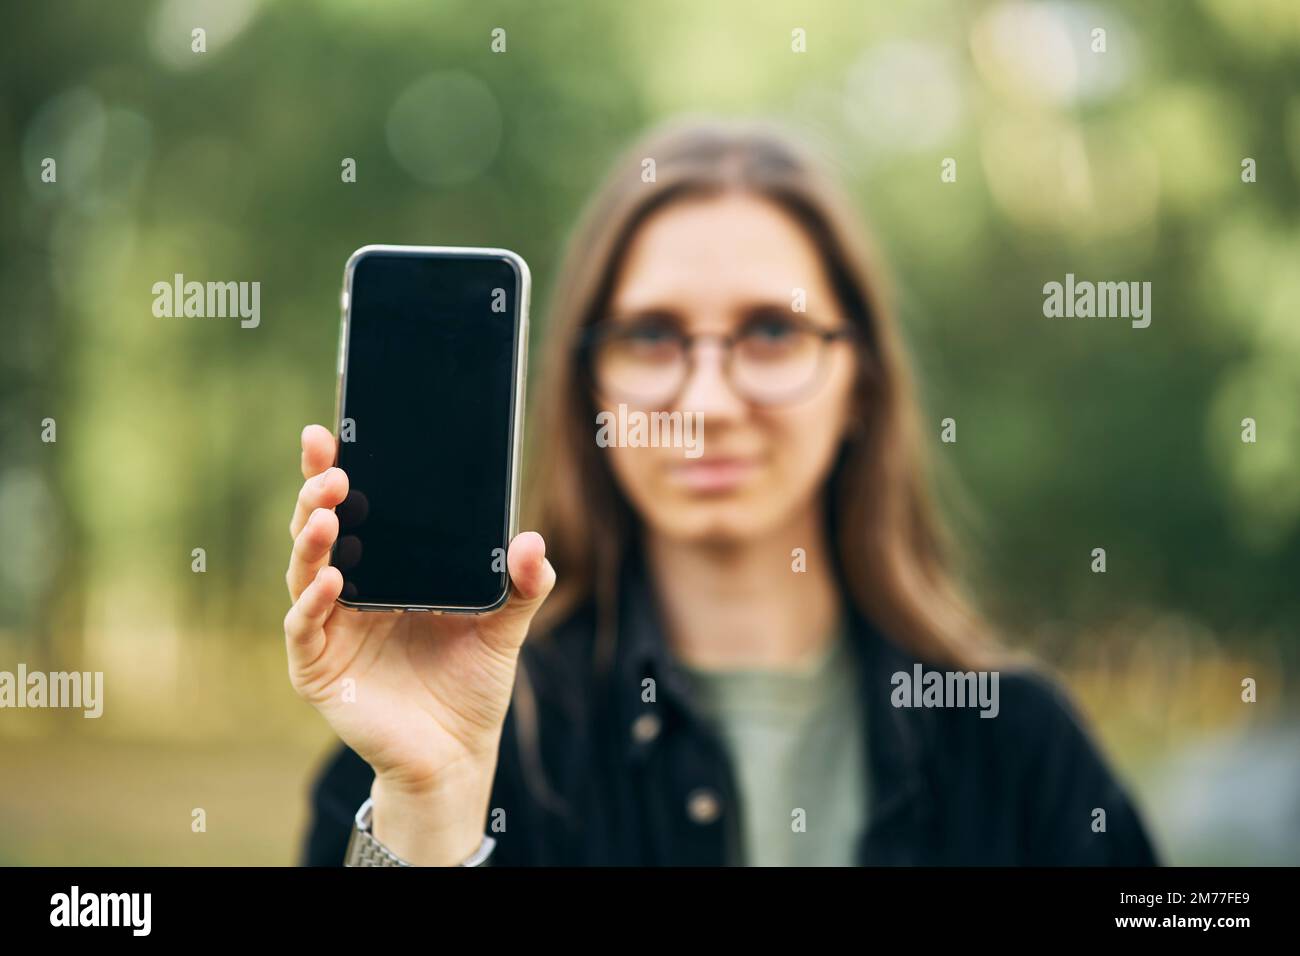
[{"xmin": 675, "ymin": 621, "xmax": 868, "ymax": 866}]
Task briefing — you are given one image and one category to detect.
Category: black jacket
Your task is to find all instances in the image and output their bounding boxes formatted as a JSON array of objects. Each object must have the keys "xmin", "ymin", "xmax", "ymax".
[{"xmin": 301, "ymin": 549, "xmax": 1159, "ymax": 866}]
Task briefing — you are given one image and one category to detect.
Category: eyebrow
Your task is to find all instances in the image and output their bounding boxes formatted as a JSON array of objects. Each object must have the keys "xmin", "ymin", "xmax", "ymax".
[{"xmin": 605, "ymin": 302, "xmax": 836, "ymax": 326}]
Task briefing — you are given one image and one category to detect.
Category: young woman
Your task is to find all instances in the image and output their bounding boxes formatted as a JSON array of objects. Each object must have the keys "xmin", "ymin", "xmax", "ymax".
[{"xmin": 285, "ymin": 116, "xmax": 1157, "ymax": 866}]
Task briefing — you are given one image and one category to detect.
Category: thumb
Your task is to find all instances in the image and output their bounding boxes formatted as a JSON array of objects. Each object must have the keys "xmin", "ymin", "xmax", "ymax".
[{"xmin": 479, "ymin": 531, "xmax": 556, "ymax": 651}]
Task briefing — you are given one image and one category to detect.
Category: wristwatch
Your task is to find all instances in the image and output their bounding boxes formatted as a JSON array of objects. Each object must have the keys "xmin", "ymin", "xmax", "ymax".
[{"xmin": 344, "ymin": 796, "xmax": 497, "ymax": 867}]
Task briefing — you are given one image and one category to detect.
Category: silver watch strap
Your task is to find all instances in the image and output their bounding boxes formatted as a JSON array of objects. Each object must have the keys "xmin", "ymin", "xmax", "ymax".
[{"xmin": 344, "ymin": 796, "xmax": 496, "ymax": 867}]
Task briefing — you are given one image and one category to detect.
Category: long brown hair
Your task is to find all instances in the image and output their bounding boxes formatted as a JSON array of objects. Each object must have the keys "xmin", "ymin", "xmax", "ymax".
[{"xmin": 512, "ymin": 116, "xmax": 1003, "ymax": 799}]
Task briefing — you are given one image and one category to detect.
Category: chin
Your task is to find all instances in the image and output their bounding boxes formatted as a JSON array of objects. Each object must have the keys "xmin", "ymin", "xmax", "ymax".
[{"xmin": 658, "ymin": 498, "xmax": 766, "ymax": 547}]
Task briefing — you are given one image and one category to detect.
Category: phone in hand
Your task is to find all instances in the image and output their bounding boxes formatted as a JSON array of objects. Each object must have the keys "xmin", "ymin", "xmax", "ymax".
[{"xmin": 330, "ymin": 245, "xmax": 530, "ymax": 613}]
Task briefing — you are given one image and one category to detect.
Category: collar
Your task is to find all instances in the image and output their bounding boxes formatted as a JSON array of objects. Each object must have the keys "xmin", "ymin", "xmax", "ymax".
[
  {"xmin": 614, "ymin": 547, "xmax": 699, "ymax": 749},
  {"xmin": 848, "ymin": 601, "xmax": 938, "ymax": 863},
  {"xmin": 611, "ymin": 547, "xmax": 938, "ymax": 861}
]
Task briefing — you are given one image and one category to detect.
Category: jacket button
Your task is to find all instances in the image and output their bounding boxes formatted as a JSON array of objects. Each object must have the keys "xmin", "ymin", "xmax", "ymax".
[
  {"xmin": 631, "ymin": 712, "xmax": 661, "ymax": 744},
  {"xmin": 686, "ymin": 787, "xmax": 722, "ymax": 824}
]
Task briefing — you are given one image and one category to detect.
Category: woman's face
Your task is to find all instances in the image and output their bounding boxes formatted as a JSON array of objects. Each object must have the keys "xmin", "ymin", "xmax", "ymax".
[{"xmin": 595, "ymin": 192, "xmax": 860, "ymax": 546}]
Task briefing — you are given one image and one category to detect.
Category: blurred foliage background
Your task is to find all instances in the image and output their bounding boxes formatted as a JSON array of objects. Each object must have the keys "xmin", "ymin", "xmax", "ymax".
[{"xmin": 1, "ymin": 0, "xmax": 1297, "ymax": 865}]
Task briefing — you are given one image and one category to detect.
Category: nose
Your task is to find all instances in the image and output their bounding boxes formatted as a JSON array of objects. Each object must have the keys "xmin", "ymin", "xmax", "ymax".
[{"xmin": 674, "ymin": 336, "xmax": 747, "ymax": 420}]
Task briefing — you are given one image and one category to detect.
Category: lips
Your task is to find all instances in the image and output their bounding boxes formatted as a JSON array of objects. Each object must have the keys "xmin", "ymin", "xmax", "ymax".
[{"xmin": 667, "ymin": 456, "xmax": 760, "ymax": 493}]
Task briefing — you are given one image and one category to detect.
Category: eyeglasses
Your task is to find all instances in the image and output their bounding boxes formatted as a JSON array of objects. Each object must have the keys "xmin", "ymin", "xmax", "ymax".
[{"xmin": 579, "ymin": 310, "xmax": 858, "ymax": 407}]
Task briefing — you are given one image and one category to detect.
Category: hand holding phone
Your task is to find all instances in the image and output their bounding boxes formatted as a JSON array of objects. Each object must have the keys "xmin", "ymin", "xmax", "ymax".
[
  {"xmin": 280, "ymin": 246, "xmax": 555, "ymax": 865},
  {"xmin": 284, "ymin": 428, "xmax": 556, "ymax": 864}
]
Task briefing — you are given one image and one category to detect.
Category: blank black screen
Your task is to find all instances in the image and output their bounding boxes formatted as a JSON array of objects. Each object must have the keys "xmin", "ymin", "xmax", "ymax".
[{"xmin": 332, "ymin": 250, "xmax": 520, "ymax": 609}]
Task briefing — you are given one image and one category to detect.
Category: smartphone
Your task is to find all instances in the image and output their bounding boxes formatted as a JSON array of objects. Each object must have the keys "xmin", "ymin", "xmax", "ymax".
[{"xmin": 330, "ymin": 245, "xmax": 530, "ymax": 613}]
